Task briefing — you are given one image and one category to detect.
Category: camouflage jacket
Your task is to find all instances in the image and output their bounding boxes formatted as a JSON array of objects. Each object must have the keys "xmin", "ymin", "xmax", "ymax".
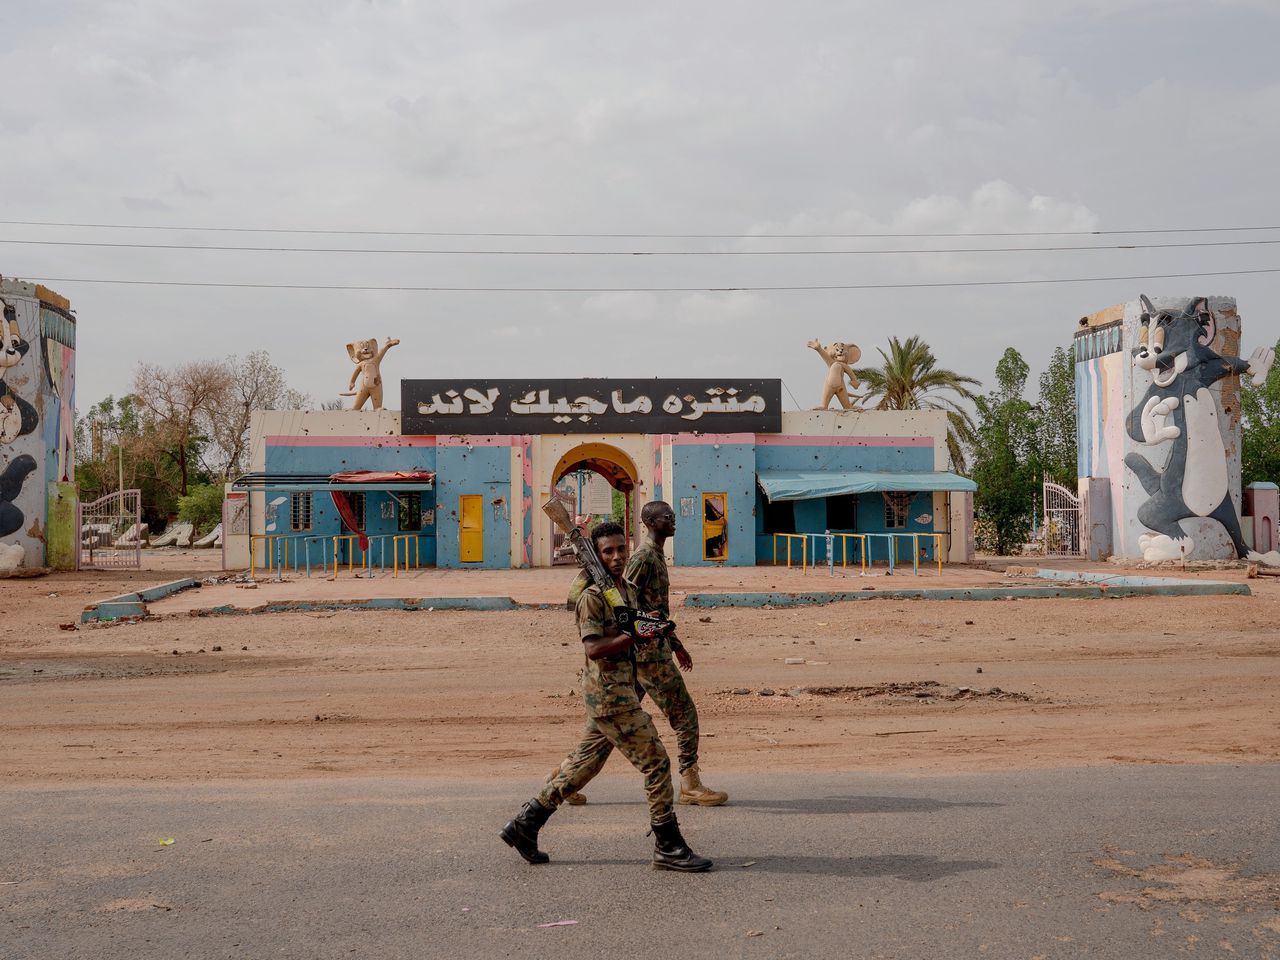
[
  {"xmin": 624, "ymin": 538, "xmax": 675, "ymax": 663},
  {"xmin": 575, "ymin": 580, "xmax": 642, "ymax": 718}
]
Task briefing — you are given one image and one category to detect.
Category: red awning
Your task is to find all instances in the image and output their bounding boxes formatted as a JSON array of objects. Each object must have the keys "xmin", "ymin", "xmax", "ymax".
[
  {"xmin": 328, "ymin": 471, "xmax": 434, "ymax": 551},
  {"xmin": 329, "ymin": 470, "xmax": 435, "ymax": 484}
]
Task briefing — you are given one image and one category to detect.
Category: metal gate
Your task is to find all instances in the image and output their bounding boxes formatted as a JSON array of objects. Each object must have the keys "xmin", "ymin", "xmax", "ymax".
[
  {"xmin": 77, "ymin": 490, "xmax": 143, "ymax": 570},
  {"xmin": 1042, "ymin": 480, "xmax": 1082, "ymax": 557}
]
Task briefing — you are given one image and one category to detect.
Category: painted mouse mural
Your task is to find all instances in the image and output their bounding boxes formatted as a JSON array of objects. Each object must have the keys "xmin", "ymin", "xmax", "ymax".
[
  {"xmin": 1125, "ymin": 295, "xmax": 1275, "ymax": 562},
  {"xmin": 0, "ymin": 298, "xmax": 39, "ymax": 444}
]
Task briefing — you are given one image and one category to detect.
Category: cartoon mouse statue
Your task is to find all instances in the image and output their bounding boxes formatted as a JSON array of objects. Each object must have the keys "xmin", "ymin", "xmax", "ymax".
[
  {"xmin": 341, "ymin": 337, "xmax": 400, "ymax": 411},
  {"xmin": 807, "ymin": 339, "xmax": 862, "ymax": 410}
]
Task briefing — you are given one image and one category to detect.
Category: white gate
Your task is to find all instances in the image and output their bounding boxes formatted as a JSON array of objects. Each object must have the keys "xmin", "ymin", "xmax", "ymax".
[
  {"xmin": 77, "ymin": 490, "xmax": 143, "ymax": 570},
  {"xmin": 1042, "ymin": 480, "xmax": 1082, "ymax": 557}
]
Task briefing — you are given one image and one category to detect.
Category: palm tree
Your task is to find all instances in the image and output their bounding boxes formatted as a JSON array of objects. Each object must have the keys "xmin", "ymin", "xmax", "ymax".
[{"xmin": 852, "ymin": 335, "xmax": 981, "ymax": 473}]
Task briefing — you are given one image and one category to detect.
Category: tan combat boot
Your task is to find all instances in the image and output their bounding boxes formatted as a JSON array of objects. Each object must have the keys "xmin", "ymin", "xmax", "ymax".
[
  {"xmin": 678, "ymin": 765, "xmax": 728, "ymax": 806},
  {"xmin": 546, "ymin": 768, "xmax": 587, "ymax": 805}
]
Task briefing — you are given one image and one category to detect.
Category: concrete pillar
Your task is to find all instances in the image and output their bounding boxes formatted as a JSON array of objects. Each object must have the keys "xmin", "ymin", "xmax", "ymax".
[
  {"xmin": 1078, "ymin": 477, "xmax": 1112, "ymax": 561},
  {"xmin": 1245, "ymin": 482, "xmax": 1279, "ymax": 554},
  {"xmin": 949, "ymin": 490, "xmax": 975, "ymax": 563}
]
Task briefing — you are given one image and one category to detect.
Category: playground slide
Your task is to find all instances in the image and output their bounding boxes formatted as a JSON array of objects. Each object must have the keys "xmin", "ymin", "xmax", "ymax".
[
  {"xmin": 193, "ymin": 523, "xmax": 222, "ymax": 548},
  {"xmin": 113, "ymin": 523, "xmax": 149, "ymax": 547},
  {"xmin": 151, "ymin": 522, "xmax": 195, "ymax": 548}
]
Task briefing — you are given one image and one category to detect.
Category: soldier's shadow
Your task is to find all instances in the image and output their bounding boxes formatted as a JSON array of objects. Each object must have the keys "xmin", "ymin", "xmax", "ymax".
[
  {"xmin": 580, "ymin": 795, "xmax": 1002, "ymax": 815},
  {"xmin": 552, "ymin": 853, "xmax": 998, "ymax": 880}
]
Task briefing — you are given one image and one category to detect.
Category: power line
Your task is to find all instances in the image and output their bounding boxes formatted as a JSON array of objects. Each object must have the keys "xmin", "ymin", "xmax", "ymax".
[
  {"xmin": 25, "ymin": 266, "xmax": 1280, "ymax": 293},
  {"xmin": 3, "ymin": 217, "xmax": 1280, "ymax": 240},
  {"xmin": 6, "ymin": 237, "xmax": 1280, "ymax": 256}
]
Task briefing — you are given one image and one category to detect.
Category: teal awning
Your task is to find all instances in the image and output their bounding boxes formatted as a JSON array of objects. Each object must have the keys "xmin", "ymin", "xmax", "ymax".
[{"xmin": 757, "ymin": 470, "xmax": 976, "ymax": 503}]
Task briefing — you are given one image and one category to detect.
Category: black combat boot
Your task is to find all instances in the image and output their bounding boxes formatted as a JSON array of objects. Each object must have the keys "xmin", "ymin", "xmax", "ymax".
[
  {"xmin": 500, "ymin": 798, "xmax": 553, "ymax": 864},
  {"xmin": 650, "ymin": 813, "xmax": 713, "ymax": 872}
]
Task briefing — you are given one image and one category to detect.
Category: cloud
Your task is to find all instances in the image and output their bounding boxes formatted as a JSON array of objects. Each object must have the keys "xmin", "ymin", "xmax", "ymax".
[{"xmin": 0, "ymin": 0, "xmax": 1275, "ymax": 413}]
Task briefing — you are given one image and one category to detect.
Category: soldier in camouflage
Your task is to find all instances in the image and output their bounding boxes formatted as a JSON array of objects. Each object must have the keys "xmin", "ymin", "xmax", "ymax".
[
  {"xmin": 555, "ymin": 501, "xmax": 727, "ymax": 806},
  {"xmin": 500, "ymin": 520, "xmax": 712, "ymax": 872}
]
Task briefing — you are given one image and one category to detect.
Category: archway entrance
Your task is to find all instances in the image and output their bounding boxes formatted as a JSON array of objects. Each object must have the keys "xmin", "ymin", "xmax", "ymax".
[{"xmin": 549, "ymin": 442, "xmax": 639, "ymax": 566}]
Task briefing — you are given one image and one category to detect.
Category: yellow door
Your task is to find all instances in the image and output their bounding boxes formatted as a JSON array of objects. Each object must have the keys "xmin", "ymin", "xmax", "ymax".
[
  {"xmin": 460, "ymin": 495, "xmax": 484, "ymax": 562},
  {"xmin": 702, "ymin": 493, "xmax": 727, "ymax": 560}
]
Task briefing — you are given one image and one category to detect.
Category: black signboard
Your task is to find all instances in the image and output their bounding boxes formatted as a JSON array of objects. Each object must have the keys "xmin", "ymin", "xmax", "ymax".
[{"xmin": 401, "ymin": 379, "xmax": 782, "ymax": 435}]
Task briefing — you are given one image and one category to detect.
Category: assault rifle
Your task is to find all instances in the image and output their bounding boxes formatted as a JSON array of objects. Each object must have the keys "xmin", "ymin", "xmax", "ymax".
[{"xmin": 542, "ymin": 498, "xmax": 675, "ymax": 643}]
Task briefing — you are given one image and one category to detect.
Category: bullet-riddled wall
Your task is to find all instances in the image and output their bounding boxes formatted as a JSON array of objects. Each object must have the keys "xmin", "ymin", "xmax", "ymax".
[{"xmin": 0, "ymin": 279, "xmax": 76, "ymax": 569}]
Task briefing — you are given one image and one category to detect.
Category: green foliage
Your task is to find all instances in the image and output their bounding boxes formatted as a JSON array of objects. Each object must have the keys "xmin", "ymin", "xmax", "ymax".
[
  {"xmin": 853, "ymin": 335, "xmax": 981, "ymax": 472},
  {"xmin": 1036, "ymin": 346, "xmax": 1077, "ymax": 487},
  {"xmin": 1242, "ymin": 339, "xmax": 1280, "ymax": 486},
  {"xmin": 177, "ymin": 483, "xmax": 225, "ymax": 535},
  {"xmin": 970, "ymin": 348, "xmax": 1042, "ymax": 555}
]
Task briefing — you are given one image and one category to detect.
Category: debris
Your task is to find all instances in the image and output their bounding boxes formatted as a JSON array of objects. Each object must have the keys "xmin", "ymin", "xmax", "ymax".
[
  {"xmin": 759, "ymin": 688, "xmax": 776, "ymax": 697},
  {"xmin": 854, "ymin": 637, "xmax": 862, "ymax": 642},
  {"xmin": 241, "ymin": 646, "xmax": 249, "ymax": 651},
  {"xmin": 740, "ymin": 861, "xmax": 757, "ymax": 868},
  {"xmin": 698, "ymin": 616, "xmax": 712, "ymax": 623},
  {"xmin": 965, "ymin": 620, "xmax": 974, "ymax": 625},
  {"xmin": 747, "ymin": 930, "xmax": 764, "ymax": 937},
  {"xmin": 536, "ymin": 920, "xmax": 579, "ymax": 928},
  {"xmin": 873, "ymin": 729, "xmax": 938, "ymax": 737},
  {"xmin": 732, "ymin": 688, "xmax": 750, "ymax": 696},
  {"xmin": 976, "ymin": 667, "xmax": 983, "ymax": 674},
  {"xmin": 171, "ymin": 650, "xmax": 180, "ymax": 656},
  {"xmin": 158, "ymin": 838, "xmax": 175, "ymax": 846},
  {"xmin": 805, "ymin": 660, "xmax": 829, "ymax": 665},
  {"xmin": 784, "ymin": 657, "xmax": 805, "ymax": 665},
  {"xmin": 150, "ymin": 904, "xmax": 172, "ymax": 911},
  {"xmin": 47, "ymin": 593, "xmax": 58, "ymax": 598},
  {"xmin": 0, "ymin": 880, "xmax": 22, "ymax": 885}
]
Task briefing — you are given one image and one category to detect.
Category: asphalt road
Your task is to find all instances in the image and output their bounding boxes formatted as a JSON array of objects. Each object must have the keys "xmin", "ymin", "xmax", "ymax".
[{"xmin": 4, "ymin": 766, "xmax": 1279, "ymax": 959}]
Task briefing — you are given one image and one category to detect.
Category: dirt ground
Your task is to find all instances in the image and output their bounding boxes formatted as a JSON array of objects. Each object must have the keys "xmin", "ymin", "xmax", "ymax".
[{"xmin": 2, "ymin": 564, "xmax": 1278, "ymax": 785}]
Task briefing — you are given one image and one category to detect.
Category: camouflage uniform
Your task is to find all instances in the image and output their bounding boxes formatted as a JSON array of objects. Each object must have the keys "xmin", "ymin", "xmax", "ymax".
[
  {"xmin": 540, "ymin": 579, "xmax": 674, "ymax": 821},
  {"xmin": 625, "ymin": 539, "xmax": 701, "ymax": 773}
]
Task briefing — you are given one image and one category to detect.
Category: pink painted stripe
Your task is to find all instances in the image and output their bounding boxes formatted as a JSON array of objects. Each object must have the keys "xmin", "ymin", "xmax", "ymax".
[
  {"xmin": 266, "ymin": 434, "xmax": 436, "ymax": 448},
  {"xmin": 669, "ymin": 433, "xmax": 757, "ymax": 445},
  {"xmin": 434, "ymin": 435, "xmax": 520, "ymax": 447},
  {"xmin": 756, "ymin": 434, "xmax": 932, "ymax": 448}
]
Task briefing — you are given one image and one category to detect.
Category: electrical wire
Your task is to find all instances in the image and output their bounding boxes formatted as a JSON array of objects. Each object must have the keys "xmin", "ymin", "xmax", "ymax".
[
  {"xmin": 23, "ymin": 266, "xmax": 1280, "ymax": 293},
  {"xmin": 3, "ymin": 218, "xmax": 1280, "ymax": 239},
  {"xmin": 5, "ymin": 237, "xmax": 1280, "ymax": 256}
]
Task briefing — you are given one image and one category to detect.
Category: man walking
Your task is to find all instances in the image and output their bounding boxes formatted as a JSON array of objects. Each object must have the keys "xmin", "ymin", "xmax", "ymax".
[
  {"xmin": 500, "ymin": 521, "xmax": 712, "ymax": 872},
  {"xmin": 554, "ymin": 502, "xmax": 728, "ymax": 806}
]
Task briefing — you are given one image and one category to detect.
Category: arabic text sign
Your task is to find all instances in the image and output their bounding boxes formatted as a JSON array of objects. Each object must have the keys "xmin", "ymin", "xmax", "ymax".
[{"xmin": 401, "ymin": 379, "xmax": 782, "ymax": 435}]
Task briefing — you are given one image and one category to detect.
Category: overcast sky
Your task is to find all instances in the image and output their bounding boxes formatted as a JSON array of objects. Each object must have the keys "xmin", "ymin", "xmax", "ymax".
[{"xmin": 3, "ymin": 0, "xmax": 1278, "ymax": 412}]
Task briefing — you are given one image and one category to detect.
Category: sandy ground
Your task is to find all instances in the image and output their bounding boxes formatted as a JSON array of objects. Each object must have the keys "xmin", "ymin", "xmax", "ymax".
[{"xmin": 2, "ymin": 559, "xmax": 1278, "ymax": 785}]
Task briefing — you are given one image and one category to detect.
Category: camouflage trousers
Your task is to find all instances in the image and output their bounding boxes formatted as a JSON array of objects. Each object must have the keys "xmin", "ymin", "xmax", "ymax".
[
  {"xmin": 540, "ymin": 706, "xmax": 673, "ymax": 821},
  {"xmin": 539, "ymin": 658, "xmax": 699, "ymax": 818}
]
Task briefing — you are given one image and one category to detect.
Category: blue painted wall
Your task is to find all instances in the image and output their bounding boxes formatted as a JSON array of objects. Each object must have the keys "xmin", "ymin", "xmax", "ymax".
[
  {"xmin": 264, "ymin": 443, "xmax": 437, "ymax": 567},
  {"xmin": 434, "ymin": 445, "xmax": 512, "ymax": 569},
  {"xmin": 669, "ymin": 442, "xmax": 756, "ymax": 566}
]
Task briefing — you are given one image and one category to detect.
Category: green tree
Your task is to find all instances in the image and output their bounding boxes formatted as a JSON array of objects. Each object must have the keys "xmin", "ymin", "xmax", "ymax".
[
  {"xmin": 1035, "ymin": 345, "xmax": 1077, "ymax": 487},
  {"xmin": 177, "ymin": 483, "xmax": 225, "ymax": 536},
  {"xmin": 853, "ymin": 335, "xmax": 981, "ymax": 472},
  {"xmin": 970, "ymin": 348, "xmax": 1040, "ymax": 554},
  {"xmin": 1242, "ymin": 339, "xmax": 1280, "ymax": 486}
]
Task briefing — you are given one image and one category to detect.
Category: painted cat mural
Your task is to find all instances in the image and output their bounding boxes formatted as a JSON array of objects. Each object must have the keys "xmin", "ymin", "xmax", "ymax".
[{"xmin": 1125, "ymin": 295, "xmax": 1275, "ymax": 562}]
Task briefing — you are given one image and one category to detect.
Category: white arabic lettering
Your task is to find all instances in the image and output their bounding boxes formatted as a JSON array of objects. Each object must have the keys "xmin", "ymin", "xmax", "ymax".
[
  {"xmin": 464, "ymin": 386, "xmax": 500, "ymax": 415},
  {"xmin": 611, "ymin": 389, "xmax": 653, "ymax": 415},
  {"xmin": 661, "ymin": 394, "xmax": 683, "ymax": 414},
  {"xmin": 418, "ymin": 389, "xmax": 464, "ymax": 415}
]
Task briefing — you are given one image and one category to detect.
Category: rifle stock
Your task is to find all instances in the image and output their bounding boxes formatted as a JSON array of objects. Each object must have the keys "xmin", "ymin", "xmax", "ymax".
[{"xmin": 542, "ymin": 498, "xmax": 674, "ymax": 642}]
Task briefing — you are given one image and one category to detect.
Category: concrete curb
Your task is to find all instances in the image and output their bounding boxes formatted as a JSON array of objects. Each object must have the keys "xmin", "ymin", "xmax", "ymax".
[
  {"xmin": 684, "ymin": 568, "xmax": 1249, "ymax": 607},
  {"xmin": 81, "ymin": 579, "xmax": 202, "ymax": 622}
]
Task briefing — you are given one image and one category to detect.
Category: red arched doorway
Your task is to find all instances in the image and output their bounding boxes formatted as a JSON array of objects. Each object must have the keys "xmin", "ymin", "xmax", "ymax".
[{"xmin": 550, "ymin": 443, "xmax": 640, "ymax": 565}]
